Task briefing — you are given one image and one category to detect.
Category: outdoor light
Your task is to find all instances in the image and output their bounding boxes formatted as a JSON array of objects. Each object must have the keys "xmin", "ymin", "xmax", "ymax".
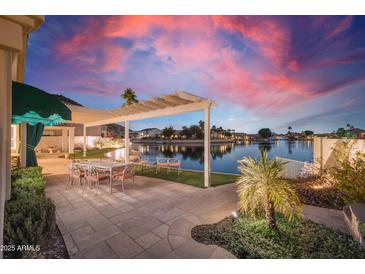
[{"xmin": 231, "ymin": 210, "xmax": 238, "ymax": 220}]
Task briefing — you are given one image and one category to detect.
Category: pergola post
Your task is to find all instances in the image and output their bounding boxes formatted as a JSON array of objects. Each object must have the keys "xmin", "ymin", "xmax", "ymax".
[
  {"xmin": 68, "ymin": 127, "xmax": 75, "ymax": 154},
  {"xmin": 204, "ymin": 103, "xmax": 211, "ymax": 187},
  {"xmin": 83, "ymin": 125, "xmax": 87, "ymax": 157},
  {"xmin": 125, "ymin": 120, "xmax": 129, "ymax": 163},
  {"xmin": 61, "ymin": 128, "xmax": 67, "ymax": 152},
  {"xmin": 20, "ymin": 122, "xmax": 27, "ymax": 167}
]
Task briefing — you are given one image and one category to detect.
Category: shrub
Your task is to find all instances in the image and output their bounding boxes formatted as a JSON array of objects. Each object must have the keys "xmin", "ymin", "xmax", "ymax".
[
  {"xmin": 192, "ymin": 214, "xmax": 365, "ymax": 259},
  {"xmin": 329, "ymin": 141, "xmax": 365, "ymax": 204},
  {"xmin": 4, "ymin": 166, "xmax": 56, "ymax": 258},
  {"xmin": 12, "ymin": 166, "xmax": 43, "ymax": 180},
  {"xmin": 4, "ymin": 194, "xmax": 56, "ymax": 247},
  {"xmin": 10, "ymin": 167, "xmax": 45, "ymax": 199}
]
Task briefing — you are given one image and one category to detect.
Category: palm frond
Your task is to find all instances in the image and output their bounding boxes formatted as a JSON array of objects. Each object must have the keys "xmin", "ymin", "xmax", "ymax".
[{"xmin": 236, "ymin": 151, "xmax": 302, "ymax": 222}]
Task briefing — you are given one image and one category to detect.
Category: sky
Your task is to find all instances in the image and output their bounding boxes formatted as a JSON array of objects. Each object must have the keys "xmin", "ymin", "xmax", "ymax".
[{"xmin": 25, "ymin": 16, "xmax": 365, "ymax": 133}]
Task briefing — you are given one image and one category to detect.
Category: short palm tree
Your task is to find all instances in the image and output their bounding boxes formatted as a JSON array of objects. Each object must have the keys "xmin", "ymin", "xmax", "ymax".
[
  {"xmin": 121, "ymin": 88, "xmax": 139, "ymax": 106},
  {"xmin": 236, "ymin": 150, "xmax": 302, "ymax": 229}
]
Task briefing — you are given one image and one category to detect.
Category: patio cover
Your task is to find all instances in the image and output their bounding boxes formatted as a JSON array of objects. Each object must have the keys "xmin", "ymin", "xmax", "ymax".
[
  {"xmin": 65, "ymin": 91, "xmax": 215, "ymax": 187},
  {"xmin": 66, "ymin": 91, "xmax": 214, "ymax": 126}
]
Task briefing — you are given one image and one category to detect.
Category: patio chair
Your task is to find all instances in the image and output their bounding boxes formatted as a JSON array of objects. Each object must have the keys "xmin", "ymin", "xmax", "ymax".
[
  {"xmin": 67, "ymin": 163, "xmax": 86, "ymax": 189},
  {"xmin": 112, "ymin": 164, "xmax": 135, "ymax": 192},
  {"xmin": 168, "ymin": 158, "xmax": 181, "ymax": 175},
  {"xmin": 156, "ymin": 157, "xmax": 170, "ymax": 173},
  {"xmin": 156, "ymin": 157, "xmax": 181, "ymax": 174},
  {"xmin": 85, "ymin": 166, "xmax": 110, "ymax": 194}
]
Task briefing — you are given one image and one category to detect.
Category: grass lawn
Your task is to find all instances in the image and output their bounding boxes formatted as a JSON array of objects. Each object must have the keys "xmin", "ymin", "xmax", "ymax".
[
  {"xmin": 134, "ymin": 165, "xmax": 239, "ymax": 188},
  {"xmin": 58, "ymin": 148, "xmax": 118, "ymax": 159},
  {"xmin": 191, "ymin": 214, "xmax": 365, "ymax": 259}
]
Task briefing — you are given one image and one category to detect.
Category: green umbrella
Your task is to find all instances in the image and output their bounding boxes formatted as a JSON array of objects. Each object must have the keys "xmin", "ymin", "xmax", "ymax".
[
  {"xmin": 12, "ymin": 81, "xmax": 71, "ymax": 125},
  {"xmin": 12, "ymin": 81, "xmax": 71, "ymax": 166}
]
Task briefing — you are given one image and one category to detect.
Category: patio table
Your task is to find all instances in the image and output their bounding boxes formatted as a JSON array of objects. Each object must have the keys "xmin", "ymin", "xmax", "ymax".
[{"xmin": 72, "ymin": 161, "xmax": 127, "ymax": 194}]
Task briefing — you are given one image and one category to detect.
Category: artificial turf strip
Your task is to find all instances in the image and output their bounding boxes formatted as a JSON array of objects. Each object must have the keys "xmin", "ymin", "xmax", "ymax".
[
  {"xmin": 134, "ymin": 166, "xmax": 239, "ymax": 188},
  {"xmin": 59, "ymin": 148, "xmax": 118, "ymax": 159},
  {"xmin": 191, "ymin": 214, "xmax": 365, "ymax": 259}
]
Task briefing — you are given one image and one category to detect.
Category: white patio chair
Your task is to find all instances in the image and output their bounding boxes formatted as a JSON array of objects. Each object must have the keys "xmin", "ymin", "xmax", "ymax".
[
  {"xmin": 67, "ymin": 163, "xmax": 86, "ymax": 189},
  {"xmin": 85, "ymin": 166, "xmax": 110, "ymax": 194},
  {"xmin": 156, "ymin": 157, "xmax": 170, "ymax": 173},
  {"xmin": 168, "ymin": 158, "xmax": 181, "ymax": 175}
]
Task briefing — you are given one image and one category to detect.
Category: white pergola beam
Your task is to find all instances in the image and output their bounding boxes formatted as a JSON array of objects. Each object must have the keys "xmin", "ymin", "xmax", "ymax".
[
  {"xmin": 161, "ymin": 95, "xmax": 192, "ymax": 105},
  {"xmin": 124, "ymin": 104, "xmax": 154, "ymax": 112},
  {"xmin": 140, "ymin": 101, "xmax": 167, "ymax": 110},
  {"xmin": 150, "ymin": 97, "xmax": 178, "ymax": 107},
  {"xmin": 85, "ymin": 101, "xmax": 212, "ymax": 128},
  {"xmin": 175, "ymin": 91, "xmax": 204, "ymax": 102}
]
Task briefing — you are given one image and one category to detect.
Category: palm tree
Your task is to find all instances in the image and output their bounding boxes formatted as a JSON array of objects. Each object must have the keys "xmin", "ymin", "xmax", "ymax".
[
  {"xmin": 121, "ymin": 88, "xmax": 139, "ymax": 106},
  {"xmin": 236, "ymin": 150, "xmax": 302, "ymax": 229}
]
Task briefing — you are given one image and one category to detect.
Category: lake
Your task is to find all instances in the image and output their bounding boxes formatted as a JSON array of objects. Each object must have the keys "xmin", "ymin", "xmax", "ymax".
[{"xmin": 133, "ymin": 140, "xmax": 313, "ymax": 174}]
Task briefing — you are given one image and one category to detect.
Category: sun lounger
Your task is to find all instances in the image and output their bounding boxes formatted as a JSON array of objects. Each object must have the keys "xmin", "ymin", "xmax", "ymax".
[{"xmin": 156, "ymin": 157, "xmax": 181, "ymax": 174}]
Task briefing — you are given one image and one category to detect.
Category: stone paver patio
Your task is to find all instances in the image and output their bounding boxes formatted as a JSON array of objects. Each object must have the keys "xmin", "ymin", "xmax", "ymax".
[
  {"xmin": 40, "ymin": 156, "xmax": 349, "ymax": 259},
  {"xmin": 41, "ymin": 157, "xmax": 237, "ymax": 258}
]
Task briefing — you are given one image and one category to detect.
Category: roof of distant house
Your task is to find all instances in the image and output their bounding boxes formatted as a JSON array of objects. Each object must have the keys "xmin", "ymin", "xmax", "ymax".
[
  {"xmin": 351, "ymin": 128, "xmax": 365, "ymax": 133},
  {"xmin": 141, "ymin": 127, "xmax": 161, "ymax": 131}
]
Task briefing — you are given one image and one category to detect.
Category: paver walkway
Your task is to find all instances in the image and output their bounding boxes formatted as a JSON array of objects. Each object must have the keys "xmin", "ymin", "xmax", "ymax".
[{"xmin": 40, "ymin": 157, "xmax": 349, "ymax": 258}]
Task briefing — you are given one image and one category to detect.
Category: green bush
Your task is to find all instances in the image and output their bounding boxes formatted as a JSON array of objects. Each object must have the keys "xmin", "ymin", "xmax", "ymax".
[
  {"xmin": 11, "ymin": 177, "xmax": 45, "ymax": 198},
  {"xmin": 4, "ymin": 166, "xmax": 56, "ymax": 257},
  {"xmin": 4, "ymin": 194, "xmax": 55, "ymax": 247},
  {"xmin": 329, "ymin": 141, "xmax": 365, "ymax": 204},
  {"xmin": 10, "ymin": 167, "xmax": 45, "ymax": 199},
  {"xmin": 12, "ymin": 166, "xmax": 43, "ymax": 180},
  {"xmin": 192, "ymin": 214, "xmax": 365, "ymax": 258},
  {"xmin": 358, "ymin": 221, "xmax": 365, "ymax": 240}
]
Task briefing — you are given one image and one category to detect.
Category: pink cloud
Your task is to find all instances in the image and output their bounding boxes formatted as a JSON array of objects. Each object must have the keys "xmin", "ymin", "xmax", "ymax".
[
  {"xmin": 51, "ymin": 16, "xmax": 363, "ymax": 115},
  {"xmin": 326, "ymin": 16, "xmax": 353, "ymax": 40},
  {"xmin": 212, "ymin": 16, "xmax": 291, "ymax": 67}
]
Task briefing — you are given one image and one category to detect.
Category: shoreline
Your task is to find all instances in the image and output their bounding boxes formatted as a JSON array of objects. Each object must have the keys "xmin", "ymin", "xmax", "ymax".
[{"xmin": 132, "ymin": 139, "xmax": 235, "ymax": 145}]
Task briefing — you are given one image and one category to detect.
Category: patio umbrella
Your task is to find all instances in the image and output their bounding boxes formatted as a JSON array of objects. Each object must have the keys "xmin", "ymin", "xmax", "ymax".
[{"xmin": 12, "ymin": 81, "xmax": 72, "ymax": 166}]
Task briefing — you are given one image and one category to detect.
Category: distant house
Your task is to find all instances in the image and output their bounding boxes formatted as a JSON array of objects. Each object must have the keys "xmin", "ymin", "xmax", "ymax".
[
  {"xmin": 137, "ymin": 128, "xmax": 161, "ymax": 139},
  {"xmin": 351, "ymin": 128, "xmax": 365, "ymax": 139}
]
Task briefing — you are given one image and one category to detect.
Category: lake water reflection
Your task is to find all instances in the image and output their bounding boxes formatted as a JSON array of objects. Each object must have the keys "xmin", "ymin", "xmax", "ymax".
[{"xmin": 134, "ymin": 140, "xmax": 313, "ymax": 174}]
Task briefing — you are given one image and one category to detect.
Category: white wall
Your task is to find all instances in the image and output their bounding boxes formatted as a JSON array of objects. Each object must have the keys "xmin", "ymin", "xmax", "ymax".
[
  {"xmin": 313, "ymin": 137, "xmax": 365, "ymax": 170},
  {"xmin": 37, "ymin": 135, "xmax": 122, "ymax": 152},
  {"xmin": 277, "ymin": 157, "xmax": 306, "ymax": 179}
]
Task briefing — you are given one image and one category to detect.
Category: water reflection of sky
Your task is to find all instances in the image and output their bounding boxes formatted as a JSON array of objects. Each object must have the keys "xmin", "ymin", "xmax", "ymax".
[{"xmin": 134, "ymin": 140, "xmax": 313, "ymax": 174}]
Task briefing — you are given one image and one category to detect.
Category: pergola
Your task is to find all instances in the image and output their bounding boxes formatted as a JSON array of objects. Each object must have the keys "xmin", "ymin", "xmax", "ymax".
[{"xmin": 67, "ymin": 91, "xmax": 215, "ymax": 187}]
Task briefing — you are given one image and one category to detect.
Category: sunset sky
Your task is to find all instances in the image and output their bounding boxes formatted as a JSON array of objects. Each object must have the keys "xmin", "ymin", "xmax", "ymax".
[{"xmin": 25, "ymin": 16, "xmax": 365, "ymax": 133}]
